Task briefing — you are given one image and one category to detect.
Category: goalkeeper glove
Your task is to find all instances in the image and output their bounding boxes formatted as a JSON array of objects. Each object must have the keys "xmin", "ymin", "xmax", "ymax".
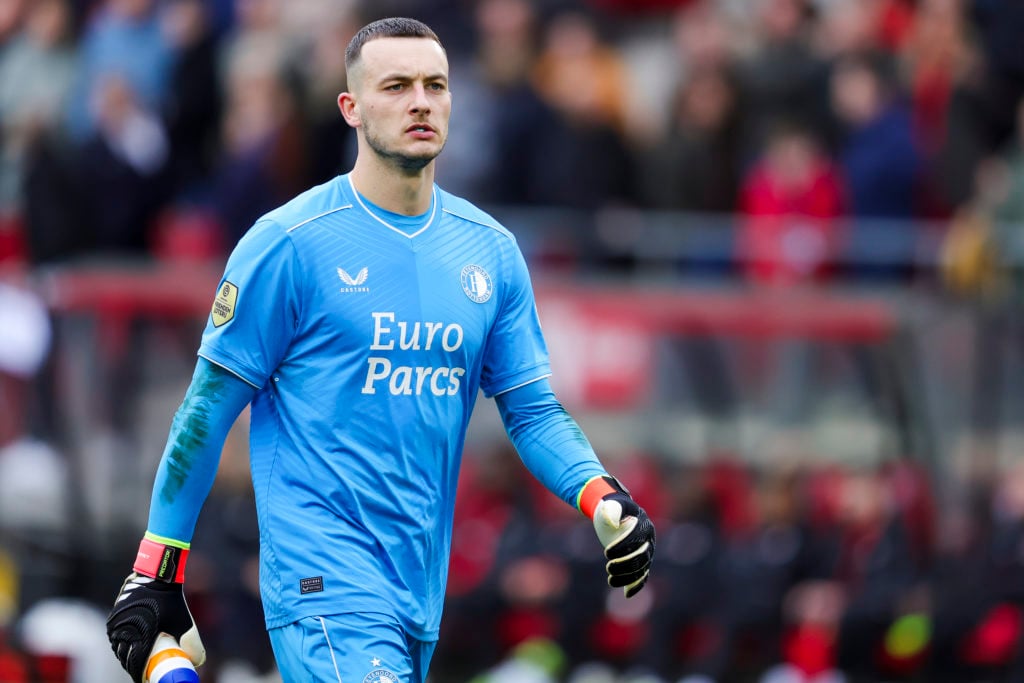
[
  {"xmin": 106, "ymin": 535, "xmax": 205, "ymax": 683},
  {"xmin": 579, "ymin": 475, "xmax": 656, "ymax": 598}
]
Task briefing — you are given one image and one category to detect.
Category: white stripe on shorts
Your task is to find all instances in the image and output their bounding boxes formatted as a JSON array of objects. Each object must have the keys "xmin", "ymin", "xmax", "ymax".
[{"xmin": 318, "ymin": 616, "xmax": 343, "ymax": 682}]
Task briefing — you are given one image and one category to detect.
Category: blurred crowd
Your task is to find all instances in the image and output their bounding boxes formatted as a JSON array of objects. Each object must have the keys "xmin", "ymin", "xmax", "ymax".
[
  {"xmin": 435, "ymin": 445, "xmax": 1024, "ymax": 683},
  {"xmin": 114, "ymin": 439, "xmax": 1024, "ymax": 683},
  {"xmin": 3, "ymin": 0, "xmax": 1024, "ymax": 681},
  {"xmin": 0, "ymin": 0, "xmax": 1022, "ymax": 284}
]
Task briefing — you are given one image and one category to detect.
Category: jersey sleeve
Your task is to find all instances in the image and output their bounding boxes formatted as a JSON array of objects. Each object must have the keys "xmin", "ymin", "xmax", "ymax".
[
  {"xmin": 495, "ymin": 377, "xmax": 606, "ymax": 507},
  {"xmin": 147, "ymin": 358, "xmax": 256, "ymax": 542},
  {"xmin": 479, "ymin": 241, "xmax": 551, "ymax": 397},
  {"xmin": 198, "ymin": 220, "xmax": 302, "ymax": 387}
]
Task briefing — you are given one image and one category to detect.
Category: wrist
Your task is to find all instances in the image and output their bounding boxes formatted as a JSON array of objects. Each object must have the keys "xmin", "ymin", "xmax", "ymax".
[
  {"xmin": 133, "ymin": 533, "xmax": 190, "ymax": 583},
  {"xmin": 577, "ymin": 475, "xmax": 618, "ymax": 520}
]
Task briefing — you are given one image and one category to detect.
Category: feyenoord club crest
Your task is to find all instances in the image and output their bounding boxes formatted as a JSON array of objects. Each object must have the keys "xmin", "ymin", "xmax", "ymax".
[
  {"xmin": 362, "ymin": 670, "xmax": 399, "ymax": 683},
  {"xmin": 460, "ymin": 264, "xmax": 492, "ymax": 303}
]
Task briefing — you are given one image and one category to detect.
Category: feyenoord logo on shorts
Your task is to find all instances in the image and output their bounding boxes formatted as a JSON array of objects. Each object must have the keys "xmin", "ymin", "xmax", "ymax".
[
  {"xmin": 362, "ymin": 670, "xmax": 399, "ymax": 683},
  {"xmin": 460, "ymin": 264, "xmax": 492, "ymax": 303}
]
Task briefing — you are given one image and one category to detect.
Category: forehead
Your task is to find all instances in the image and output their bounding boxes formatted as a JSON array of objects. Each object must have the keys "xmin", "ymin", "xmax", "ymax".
[{"xmin": 358, "ymin": 37, "xmax": 449, "ymax": 82}]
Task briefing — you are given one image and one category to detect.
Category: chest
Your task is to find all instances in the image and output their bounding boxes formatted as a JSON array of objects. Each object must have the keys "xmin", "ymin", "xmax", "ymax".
[{"xmin": 300, "ymin": 233, "xmax": 501, "ymax": 365}]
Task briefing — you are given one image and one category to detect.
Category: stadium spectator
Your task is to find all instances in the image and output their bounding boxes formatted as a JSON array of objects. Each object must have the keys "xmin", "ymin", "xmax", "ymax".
[
  {"xmin": 821, "ymin": 466, "xmax": 924, "ymax": 681},
  {"xmin": 0, "ymin": 0, "xmax": 77, "ymax": 211},
  {"xmin": 735, "ymin": 0, "xmax": 831, "ymax": 164},
  {"xmin": 900, "ymin": 0, "xmax": 976, "ymax": 217},
  {"xmin": 638, "ymin": 460, "xmax": 726, "ymax": 681},
  {"xmin": 208, "ymin": 37, "xmax": 308, "ymax": 247},
  {"xmin": 829, "ymin": 51, "xmax": 921, "ymax": 220},
  {"xmin": 0, "ymin": 0, "xmax": 80, "ymax": 264},
  {"xmin": 77, "ymin": 72, "xmax": 171, "ymax": 255},
  {"xmin": 712, "ymin": 464, "xmax": 837, "ymax": 680},
  {"xmin": 64, "ymin": 0, "xmax": 175, "ymax": 142},
  {"xmin": 526, "ymin": 7, "xmax": 637, "ymax": 210},
  {"xmin": 811, "ymin": 0, "xmax": 889, "ymax": 61},
  {"xmin": 295, "ymin": 3, "xmax": 358, "ymax": 186},
  {"xmin": 450, "ymin": 0, "xmax": 564, "ymax": 207},
  {"xmin": 160, "ymin": 0, "xmax": 223, "ymax": 202},
  {"xmin": 926, "ymin": 459, "xmax": 1024, "ymax": 681},
  {"xmin": 969, "ymin": 0, "xmax": 1024, "ymax": 149},
  {"xmin": 736, "ymin": 120, "xmax": 845, "ymax": 286},
  {"xmin": 636, "ymin": 63, "xmax": 743, "ymax": 213}
]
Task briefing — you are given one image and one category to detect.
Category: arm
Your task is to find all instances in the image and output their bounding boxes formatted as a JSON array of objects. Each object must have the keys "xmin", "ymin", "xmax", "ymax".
[
  {"xmin": 107, "ymin": 357, "xmax": 256, "ymax": 683},
  {"xmin": 147, "ymin": 356, "xmax": 257, "ymax": 542},
  {"xmin": 495, "ymin": 378, "xmax": 656, "ymax": 597},
  {"xmin": 494, "ymin": 376, "xmax": 605, "ymax": 506}
]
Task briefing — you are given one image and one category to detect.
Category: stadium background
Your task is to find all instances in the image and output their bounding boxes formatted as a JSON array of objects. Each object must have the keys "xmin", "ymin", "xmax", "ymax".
[{"xmin": 2, "ymin": 0, "xmax": 1024, "ymax": 681}]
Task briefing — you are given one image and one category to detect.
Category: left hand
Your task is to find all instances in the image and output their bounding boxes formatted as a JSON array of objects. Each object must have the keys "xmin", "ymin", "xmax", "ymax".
[{"xmin": 583, "ymin": 476, "xmax": 656, "ymax": 597}]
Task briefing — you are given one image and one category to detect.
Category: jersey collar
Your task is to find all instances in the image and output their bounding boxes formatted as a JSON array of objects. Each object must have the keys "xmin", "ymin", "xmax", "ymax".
[{"xmin": 346, "ymin": 175, "xmax": 439, "ymax": 239}]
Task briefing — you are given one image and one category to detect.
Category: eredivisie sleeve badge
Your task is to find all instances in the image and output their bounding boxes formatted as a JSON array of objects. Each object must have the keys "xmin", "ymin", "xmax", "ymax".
[{"xmin": 211, "ymin": 281, "xmax": 238, "ymax": 327}]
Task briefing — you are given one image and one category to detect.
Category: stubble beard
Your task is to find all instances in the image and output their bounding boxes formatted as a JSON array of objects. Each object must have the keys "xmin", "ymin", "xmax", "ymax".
[{"xmin": 364, "ymin": 122, "xmax": 444, "ymax": 174}]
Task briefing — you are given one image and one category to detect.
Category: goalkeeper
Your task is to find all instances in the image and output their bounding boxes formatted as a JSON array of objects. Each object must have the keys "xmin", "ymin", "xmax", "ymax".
[{"xmin": 106, "ymin": 16, "xmax": 654, "ymax": 683}]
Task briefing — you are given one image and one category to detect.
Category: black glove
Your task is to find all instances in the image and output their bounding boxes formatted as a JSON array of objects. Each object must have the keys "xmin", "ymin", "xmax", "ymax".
[
  {"xmin": 583, "ymin": 475, "xmax": 656, "ymax": 598},
  {"xmin": 107, "ymin": 538, "xmax": 205, "ymax": 683}
]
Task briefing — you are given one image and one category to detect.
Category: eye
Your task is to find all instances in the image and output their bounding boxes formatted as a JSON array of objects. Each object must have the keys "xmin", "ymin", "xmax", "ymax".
[
  {"xmin": 385, "ymin": 83, "xmax": 404, "ymax": 92},
  {"xmin": 428, "ymin": 82, "xmax": 447, "ymax": 92}
]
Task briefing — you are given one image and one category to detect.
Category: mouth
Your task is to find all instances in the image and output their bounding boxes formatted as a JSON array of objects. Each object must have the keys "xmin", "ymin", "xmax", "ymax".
[{"xmin": 406, "ymin": 123, "xmax": 436, "ymax": 139}]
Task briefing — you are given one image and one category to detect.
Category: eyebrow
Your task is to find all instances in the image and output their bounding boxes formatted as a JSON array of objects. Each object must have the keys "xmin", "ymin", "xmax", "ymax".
[{"xmin": 378, "ymin": 72, "xmax": 448, "ymax": 84}]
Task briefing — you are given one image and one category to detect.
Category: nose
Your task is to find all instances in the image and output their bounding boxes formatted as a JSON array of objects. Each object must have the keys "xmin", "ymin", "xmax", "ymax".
[{"xmin": 409, "ymin": 84, "xmax": 431, "ymax": 114}]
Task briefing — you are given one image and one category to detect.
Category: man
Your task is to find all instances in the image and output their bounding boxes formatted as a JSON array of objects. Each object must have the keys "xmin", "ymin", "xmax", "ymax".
[{"xmin": 106, "ymin": 17, "xmax": 655, "ymax": 683}]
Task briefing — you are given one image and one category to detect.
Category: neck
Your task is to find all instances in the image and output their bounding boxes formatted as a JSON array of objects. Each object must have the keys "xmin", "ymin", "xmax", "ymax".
[{"xmin": 349, "ymin": 155, "xmax": 436, "ymax": 216}]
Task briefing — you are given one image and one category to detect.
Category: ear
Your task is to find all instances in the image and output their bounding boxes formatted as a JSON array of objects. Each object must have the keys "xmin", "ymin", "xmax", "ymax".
[{"xmin": 338, "ymin": 91, "xmax": 360, "ymax": 128}]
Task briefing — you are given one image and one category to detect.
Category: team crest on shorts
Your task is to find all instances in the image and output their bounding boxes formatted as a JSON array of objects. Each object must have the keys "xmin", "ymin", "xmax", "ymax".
[
  {"xmin": 460, "ymin": 264, "xmax": 492, "ymax": 303},
  {"xmin": 362, "ymin": 669, "xmax": 399, "ymax": 683}
]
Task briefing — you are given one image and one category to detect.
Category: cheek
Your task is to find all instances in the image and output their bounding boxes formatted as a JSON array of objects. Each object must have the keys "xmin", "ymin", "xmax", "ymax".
[{"xmin": 439, "ymin": 103, "xmax": 453, "ymax": 129}]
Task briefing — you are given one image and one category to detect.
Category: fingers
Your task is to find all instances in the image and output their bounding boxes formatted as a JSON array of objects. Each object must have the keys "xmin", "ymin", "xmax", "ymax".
[
  {"xmin": 111, "ymin": 640, "xmax": 133, "ymax": 672},
  {"xmin": 108, "ymin": 574, "xmax": 196, "ymax": 682},
  {"xmin": 606, "ymin": 540, "xmax": 653, "ymax": 577},
  {"xmin": 623, "ymin": 572, "xmax": 650, "ymax": 599},
  {"xmin": 603, "ymin": 514, "xmax": 655, "ymax": 560},
  {"xmin": 108, "ymin": 609, "xmax": 156, "ymax": 683},
  {"xmin": 179, "ymin": 625, "xmax": 207, "ymax": 667},
  {"xmin": 591, "ymin": 488, "xmax": 656, "ymax": 600},
  {"xmin": 601, "ymin": 512, "xmax": 655, "ymax": 598},
  {"xmin": 593, "ymin": 501, "xmax": 638, "ymax": 548}
]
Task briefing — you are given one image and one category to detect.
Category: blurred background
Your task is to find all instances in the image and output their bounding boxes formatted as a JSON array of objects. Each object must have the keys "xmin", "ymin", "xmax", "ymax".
[{"xmin": 2, "ymin": 0, "xmax": 1024, "ymax": 681}]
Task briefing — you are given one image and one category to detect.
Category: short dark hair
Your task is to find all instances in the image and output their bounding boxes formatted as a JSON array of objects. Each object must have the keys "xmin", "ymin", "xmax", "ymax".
[{"xmin": 345, "ymin": 17, "xmax": 443, "ymax": 71}]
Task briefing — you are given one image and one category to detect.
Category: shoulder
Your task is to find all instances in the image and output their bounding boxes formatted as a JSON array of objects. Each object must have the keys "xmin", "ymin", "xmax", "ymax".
[
  {"xmin": 257, "ymin": 176, "xmax": 355, "ymax": 237},
  {"xmin": 437, "ymin": 188, "xmax": 517, "ymax": 243}
]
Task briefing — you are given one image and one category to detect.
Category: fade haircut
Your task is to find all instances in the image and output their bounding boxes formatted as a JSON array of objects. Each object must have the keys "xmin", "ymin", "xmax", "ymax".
[{"xmin": 345, "ymin": 17, "xmax": 444, "ymax": 72}]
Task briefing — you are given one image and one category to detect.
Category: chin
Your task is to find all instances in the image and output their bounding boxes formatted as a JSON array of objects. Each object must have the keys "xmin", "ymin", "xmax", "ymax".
[
  {"xmin": 395, "ymin": 154, "xmax": 437, "ymax": 172},
  {"xmin": 401, "ymin": 145, "xmax": 445, "ymax": 168}
]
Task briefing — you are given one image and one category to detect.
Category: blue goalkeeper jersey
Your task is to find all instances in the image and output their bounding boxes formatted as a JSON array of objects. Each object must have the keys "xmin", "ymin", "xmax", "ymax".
[{"xmin": 197, "ymin": 174, "xmax": 551, "ymax": 639}]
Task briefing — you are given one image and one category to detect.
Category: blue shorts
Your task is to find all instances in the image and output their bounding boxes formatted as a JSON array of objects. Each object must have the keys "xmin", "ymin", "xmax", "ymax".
[{"xmin": 267, "ymin": 612, "xmax": 437, "ymax": 683}]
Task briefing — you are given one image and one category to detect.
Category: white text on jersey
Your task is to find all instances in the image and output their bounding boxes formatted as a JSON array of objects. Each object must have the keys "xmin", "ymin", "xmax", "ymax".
[{"xmin": 362, "ymin": 312, "xmax": 467, "ymax": 396}]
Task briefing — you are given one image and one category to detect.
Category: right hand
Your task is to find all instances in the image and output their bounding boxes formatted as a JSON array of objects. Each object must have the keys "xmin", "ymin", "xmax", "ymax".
[{"xmin": 106, "ymin": 538, "xmax": 205, "ymax": 683}]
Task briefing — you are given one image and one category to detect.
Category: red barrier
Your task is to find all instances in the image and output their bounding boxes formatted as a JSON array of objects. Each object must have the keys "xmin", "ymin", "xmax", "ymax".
[
  {"xmin": 37, "ymin": 265, "xmax": 899, "ymax": 408},
  {"xmin": 39, "ymin": 266, "xmax": 896, "ymax": 340}
]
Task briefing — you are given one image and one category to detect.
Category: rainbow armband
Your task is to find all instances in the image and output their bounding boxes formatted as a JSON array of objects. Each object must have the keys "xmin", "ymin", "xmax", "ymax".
[{"xmin": 134, "ymin": 533, "xmax": 190, "ymax": 583}]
